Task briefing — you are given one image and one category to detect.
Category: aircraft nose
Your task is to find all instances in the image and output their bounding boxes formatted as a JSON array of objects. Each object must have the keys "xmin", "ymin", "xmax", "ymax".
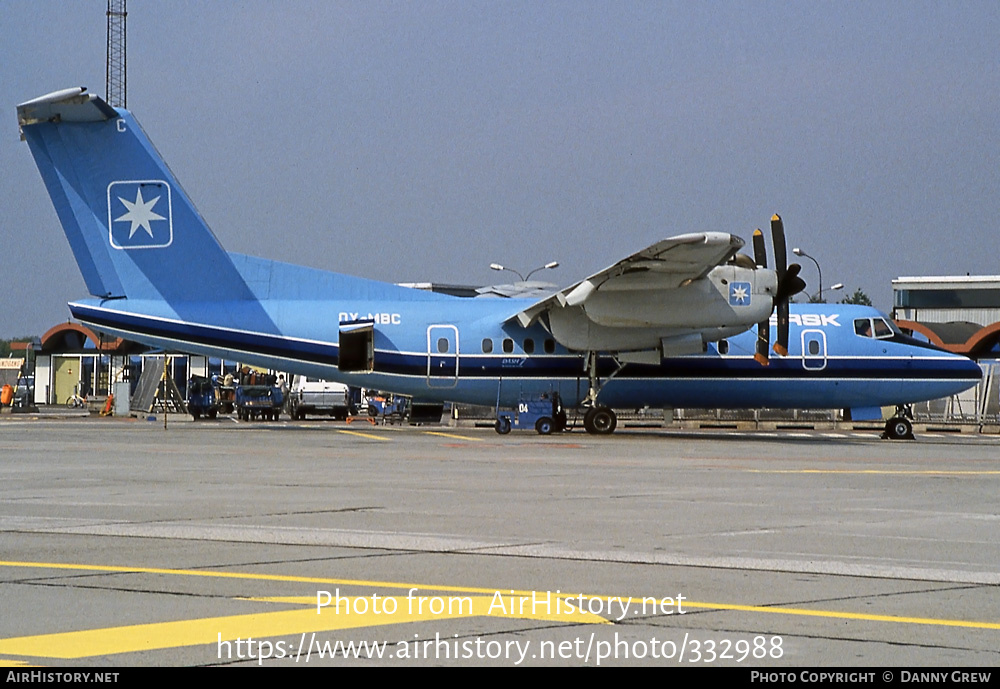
[
  {"xmin": 940, "ymin": 351, "xmax": 983, "ymax": 397},
  {"xmin": 955, "ymin": 353, "xmax": 983, "ymax": 380},
  {"xmin": 897, "ymin": 333, "xmax": 983, "ymax": 384},
  {"xmin": 926, "ymin": 352, "xmax": 981, "ymax": 405}
]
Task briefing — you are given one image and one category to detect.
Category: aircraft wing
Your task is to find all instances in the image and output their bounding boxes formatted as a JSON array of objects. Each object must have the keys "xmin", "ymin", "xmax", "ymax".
[{"xmin": 510, "ymin": 232, "xmax": 744, "ymax": 327}]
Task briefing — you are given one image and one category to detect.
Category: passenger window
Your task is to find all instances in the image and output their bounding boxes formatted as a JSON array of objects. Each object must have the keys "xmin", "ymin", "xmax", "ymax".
[
  {"xmin": 502, "ymin": 338, "xmax": 514, "ymax": 353},
  {"xmin": 482, "ymin": 338, "xmax": 493, "ymax": 354},
  {"xmin": 718, "ymin": 340, "xmax": 729, "ymax": 355},
  {"xmin": 524, "ymin": 339, "xmax": 535, "ymax": 354},
  {"xmin": 437, "ymin": 338, "xmax": 449, "ymax": 353},
  {"xmin": 808, "ymin": 340, "xmax": 820, "ymax": 355},
  {"xmin": 544, "ymin": 339, "xmax": 555, "ymax": 354}
]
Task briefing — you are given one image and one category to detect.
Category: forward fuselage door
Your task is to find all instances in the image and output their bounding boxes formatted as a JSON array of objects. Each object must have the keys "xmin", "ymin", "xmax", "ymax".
[
  {"xmin": 427, "ymin": 325, "xmax": 459, "ymax": 388},
  {"xmin": 801, "ymin": 329, "xmax": 827, "ymax": 371}
]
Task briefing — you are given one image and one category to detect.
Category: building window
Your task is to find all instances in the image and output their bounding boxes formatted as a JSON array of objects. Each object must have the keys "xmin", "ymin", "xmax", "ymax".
[{"xmin": 896, "ymin": 288, "xmax": 1000, "ymax": 309}]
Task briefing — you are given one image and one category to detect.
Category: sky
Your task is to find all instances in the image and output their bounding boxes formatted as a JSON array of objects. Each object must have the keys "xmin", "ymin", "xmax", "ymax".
[{"xmin": 1, "ymin": 1, "xmax": 998, "ymax": 338}]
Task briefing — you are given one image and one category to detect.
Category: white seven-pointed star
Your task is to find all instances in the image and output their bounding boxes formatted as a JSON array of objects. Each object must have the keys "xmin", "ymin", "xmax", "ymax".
[
  {"xmin": 732, "ymin": 285, "xmax": 748, "ymax": 303},
  {"xmin": 115, "ymin": 188, "xmax": 166, "ymax": 239}
]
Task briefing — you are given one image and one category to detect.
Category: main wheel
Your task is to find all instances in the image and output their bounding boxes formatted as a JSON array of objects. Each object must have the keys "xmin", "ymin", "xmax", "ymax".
[
  {"xmin": 535, "ymin": 417, "xmax": 553, "ymax": 435},
  {"xmin": 584, "ymin": 406, "xmax": 617, "ymax": 435},
  {"xmin": 495, "ymin": 417, "xmax": 511, "ymax": 435},
  {"xmin": 884, "ymin": 417, "xmax": 913, "ymax": 440}
]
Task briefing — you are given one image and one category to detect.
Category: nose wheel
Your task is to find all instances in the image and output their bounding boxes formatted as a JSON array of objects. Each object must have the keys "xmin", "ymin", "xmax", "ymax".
[{"xmin": 881, "ymin": 405, "xmax": 915, "ymax": 440}]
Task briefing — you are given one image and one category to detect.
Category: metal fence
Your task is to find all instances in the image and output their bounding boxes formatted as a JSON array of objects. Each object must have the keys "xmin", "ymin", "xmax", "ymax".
[{"xmin": 913, "ymin": 360, "xmax": 999, "ymax": 424}]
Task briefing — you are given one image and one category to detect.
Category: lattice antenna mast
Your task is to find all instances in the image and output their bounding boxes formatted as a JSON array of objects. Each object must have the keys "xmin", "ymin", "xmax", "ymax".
[{"xmin": 106, "ymin": 0, "xmax": 127, "ymax": 108}]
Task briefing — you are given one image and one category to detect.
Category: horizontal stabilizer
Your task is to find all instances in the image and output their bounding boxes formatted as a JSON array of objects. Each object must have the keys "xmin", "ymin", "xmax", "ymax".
[{"xmin": 17, "ymin": 87, "xmax": 118, "ymax": 129}]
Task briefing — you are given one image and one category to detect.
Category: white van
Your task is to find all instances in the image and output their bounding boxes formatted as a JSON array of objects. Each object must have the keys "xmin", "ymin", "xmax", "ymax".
[{"xmin": 289, "ymin": 376, "xmax": 350, "ymax": 420}]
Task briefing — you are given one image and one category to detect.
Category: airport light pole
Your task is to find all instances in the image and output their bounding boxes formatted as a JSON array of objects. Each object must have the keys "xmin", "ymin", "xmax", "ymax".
[
  {"xmin": 809, "ymin": 283, "xmax": 844, "ymax": 303},
  {"xmin": 490, "ymin": 261, "xmax": 559, "ymax": 282},
  {"xmin": 792, "ymin": 248, "xmax": 823, "ymax": 302}
]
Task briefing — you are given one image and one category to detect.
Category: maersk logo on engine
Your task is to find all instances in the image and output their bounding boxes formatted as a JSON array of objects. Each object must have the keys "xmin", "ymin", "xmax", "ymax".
[
  {"xmin": 108, "ymin": 180, "xmax": 173, "ymax": 249},
  {"xmin": 729, "ymin": 282, "xmax": 751, "ymax": 306}
]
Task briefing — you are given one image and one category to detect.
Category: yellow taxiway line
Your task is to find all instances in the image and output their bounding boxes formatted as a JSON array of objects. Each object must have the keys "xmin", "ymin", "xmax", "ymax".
[
  {"xmin": 0, "ymin": 559, "xmax": 997, "ymax": 661},
  {"xmin": 423, "ymin": 431, "xmax": 485, "ymax": 442},
  {"xmin": 1, "ymin": 560, "xmax": 996, "ymax": 629},
  {"xmin": 335, "ymin": 429, "xmax": 391, "ymax": 441}
]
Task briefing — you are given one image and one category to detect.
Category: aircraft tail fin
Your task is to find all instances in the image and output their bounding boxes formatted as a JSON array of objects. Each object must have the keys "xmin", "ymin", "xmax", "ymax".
[{"xmin": 18, "ymin": 87, "xmax": 253, "ymax": 303}]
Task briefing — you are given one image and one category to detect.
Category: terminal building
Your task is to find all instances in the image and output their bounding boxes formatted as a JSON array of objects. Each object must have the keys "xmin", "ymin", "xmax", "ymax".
[
  {"xmin": 30, "ymin": 322, "xmax": 240, "ymax": 408},
  {"xmin": 892, "ymin": 275, "xmax": 1000, "ymax": 356},
  {"xmin": 892, "ymin": 275, "xmax": 1000, "ymax": 424}
]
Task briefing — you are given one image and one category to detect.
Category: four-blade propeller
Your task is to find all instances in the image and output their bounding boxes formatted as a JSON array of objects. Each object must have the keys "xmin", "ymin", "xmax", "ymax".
[{"xmin": 751, "ymin": 214, "xmax": 807, "ymax": 365}]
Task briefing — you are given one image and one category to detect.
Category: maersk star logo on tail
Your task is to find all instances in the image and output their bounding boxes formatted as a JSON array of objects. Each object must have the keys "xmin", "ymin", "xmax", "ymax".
[
  {"xmin": 729, "ymin": 281, "xmax": 751, "ymax": 306},
  {"xmin": 107, "ymin": 180, "xmax": 173, "ymax": 249}
]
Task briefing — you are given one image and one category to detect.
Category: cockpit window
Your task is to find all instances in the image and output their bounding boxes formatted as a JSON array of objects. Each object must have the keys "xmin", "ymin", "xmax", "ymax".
[{"xmin": 854, "ymin": 317, "xmax": 895, "ymax": 339}]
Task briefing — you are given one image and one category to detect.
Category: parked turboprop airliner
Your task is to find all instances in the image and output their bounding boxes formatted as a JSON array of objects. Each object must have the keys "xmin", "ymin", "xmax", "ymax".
[{"xmin": 17, "ymin": 88, "xmax": 981, "ymax": 439}]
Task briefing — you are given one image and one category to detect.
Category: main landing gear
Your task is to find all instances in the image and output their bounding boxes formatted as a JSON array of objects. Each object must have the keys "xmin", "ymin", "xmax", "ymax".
[
  {"xmin": 881, "ymin": 405, "xmax": 915, "ymax": 441},
  {"xmin": 581, "ymin": 351, "xmax": 621, "ymax": 435},
  {"xmin": 583, "ymin": 406, "xmax": 617, "ymax": 435}
]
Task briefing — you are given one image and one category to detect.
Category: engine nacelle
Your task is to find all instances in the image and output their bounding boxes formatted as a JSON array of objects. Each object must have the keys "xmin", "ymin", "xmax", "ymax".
[{"xmin": 545, "ymin": 265, "xmax": 774, "ymax": 352}]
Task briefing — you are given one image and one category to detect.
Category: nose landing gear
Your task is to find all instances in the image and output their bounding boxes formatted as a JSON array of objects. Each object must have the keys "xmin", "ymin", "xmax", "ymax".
[{"xmin": 881, "ymin": 405, "xmax": 915, "ymax": 440}]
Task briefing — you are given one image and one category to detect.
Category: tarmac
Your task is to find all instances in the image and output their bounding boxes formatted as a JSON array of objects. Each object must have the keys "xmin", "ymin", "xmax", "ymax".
[{"xmin": 1, "ymin": 414, "xmax": 998, "ymax": 666}]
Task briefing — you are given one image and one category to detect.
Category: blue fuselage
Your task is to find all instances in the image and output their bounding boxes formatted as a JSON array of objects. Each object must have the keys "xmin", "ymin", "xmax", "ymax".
[{"xmin": 70, "ymin": 285, "xmax": 982, "ymax": 412}]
